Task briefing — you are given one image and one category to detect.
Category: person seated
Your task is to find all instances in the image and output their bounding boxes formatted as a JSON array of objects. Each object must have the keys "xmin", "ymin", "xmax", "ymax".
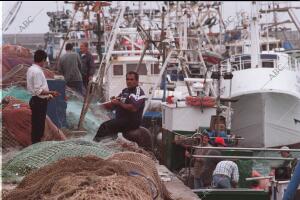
[
  {"xmin": 208, "ymin": 124, "xmax": 229, "ymax": 143},
  {"xmin": 93, "ymin": 71, "xmax": 146, "ymax": 142}
]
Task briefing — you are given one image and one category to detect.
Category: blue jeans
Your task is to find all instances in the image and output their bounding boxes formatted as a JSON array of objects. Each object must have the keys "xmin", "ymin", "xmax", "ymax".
[
  {"xmin": 194, "ymin": 177, "xmax": 204, "ymax": 189},
  {"xmin": 212, "ymin": 174, "xmax": 231, "ymax": 188}
]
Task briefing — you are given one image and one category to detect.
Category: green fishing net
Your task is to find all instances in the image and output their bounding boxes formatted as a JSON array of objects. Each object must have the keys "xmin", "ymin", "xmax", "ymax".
[{"xmin": 2, "ymin": 140, "xmax": 116, "ymax": 183}]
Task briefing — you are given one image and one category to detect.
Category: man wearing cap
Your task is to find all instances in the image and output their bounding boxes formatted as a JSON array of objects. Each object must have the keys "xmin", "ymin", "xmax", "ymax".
[
  {"xmin": 185, "ymin": 132, "xmax": 212, "ymax": 188},
  {"xmin": 279, "ymin": 146, "xmax": 297, "ymax": 174},
  {"xmin": 214, "ymin": 136, "xmax": 226, "ymax": 147}
]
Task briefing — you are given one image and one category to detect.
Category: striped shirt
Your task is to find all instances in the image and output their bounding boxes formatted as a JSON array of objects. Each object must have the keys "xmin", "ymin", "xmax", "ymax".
[
  {"xmin": 213, "ymin": 160, "xmax": 239, "ymax": 183},
  {"xmin": 116, "ymin": 86, "xmax": 146, "ymax": 126}
]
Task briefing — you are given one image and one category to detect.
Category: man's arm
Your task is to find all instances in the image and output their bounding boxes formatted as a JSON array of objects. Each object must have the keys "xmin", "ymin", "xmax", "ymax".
[
  {"xmin": 77, "ymin": 54, "xmax": 82, "ymax": 73},
  {"xmin": 57, "ymin": 58, "xmax": 63, "ymax": 74},
  {"xmin": 88, "ymin": 53, "xmax": 95, "ymax": 77},
  {"xmin": 111, "ymin": 99, "xmax": 137, "ymax": 112}
]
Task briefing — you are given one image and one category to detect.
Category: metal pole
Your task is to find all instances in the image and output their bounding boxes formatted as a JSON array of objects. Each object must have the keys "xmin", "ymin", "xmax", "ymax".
[
  {"xmin": 55, "ymin": 8, "xmax": 78, "ymax": 69},
  {"xmin": 192, "ymin": 146, "xmax": 300, "ymax": 152},
  {"xmin": 143, "ymin": 50, "xmax": 174, "ymax": 114},
  {"xmin": 161, "ymin": 7, "xmax": 167, "ymax": 102},
  {"xmin": 246, "ymin": 176, "xmax": 274, "ymax": 181},
  {"xmin": 192, "ymin": 155, "xmax": 296, "ymax": 160}
]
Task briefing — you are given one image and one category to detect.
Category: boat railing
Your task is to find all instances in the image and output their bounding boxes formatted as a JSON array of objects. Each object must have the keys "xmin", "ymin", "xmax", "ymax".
[
  {"xmin": 192, "ymin": 146, "xmax": 300, "ymax": 152},
  {"xmin": 192, "ymin": 146, "xmax": 299, "ymax": 160},
  {"xmin": 192, "ymin": 155, "xmax": 295, "ymax": 160},
  {"xmin": 222, "ymin": 53, "xmax": 300, "ymax": 72}
]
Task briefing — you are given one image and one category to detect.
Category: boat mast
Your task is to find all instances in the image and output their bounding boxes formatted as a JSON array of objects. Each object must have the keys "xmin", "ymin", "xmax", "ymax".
[{"xmin": 250, "ymin": 1, "xmax": 260, "ymax": 69}]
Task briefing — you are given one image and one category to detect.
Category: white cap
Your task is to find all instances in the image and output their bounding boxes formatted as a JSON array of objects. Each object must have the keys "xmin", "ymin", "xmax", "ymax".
[{"xmin": 280, "ymin": 146, "xmax": 290, "ymax": 151}]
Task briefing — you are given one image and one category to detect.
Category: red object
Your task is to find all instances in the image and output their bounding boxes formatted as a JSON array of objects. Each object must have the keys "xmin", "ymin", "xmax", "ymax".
[
  {"xmin": 166, "ymin": 96, "xmax": 174, "ymax": 104},
  {"xmin": 186, "ymin": 96, "xmax": 215, "ymax": 107},
  {"xmin": 215, "ymin": 137, "xmax": 226, "ymax": 146}
]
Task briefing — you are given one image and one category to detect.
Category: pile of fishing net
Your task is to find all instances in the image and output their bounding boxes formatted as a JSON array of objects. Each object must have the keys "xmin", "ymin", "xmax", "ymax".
[
  {"xmin": 2, "ymin": 45, "xmax": 32, "ymax": 58},
  {"xmin": 2, "ymin": 140, "xmax": 114, "ymax": 182},
  {"xmin": 4, "ymin": 152, "xmax": 167, "ymax": 200},
  {"xmin": 1, "ymin": 96, "xmax": 66, "ymax": 150},
  {"xmin": 1, "ymin": 45, "xmax": 55, "ymax": 88},
  {"xmin": 2, "ymin": 136, "xmax": 155, "ymax": 182}
]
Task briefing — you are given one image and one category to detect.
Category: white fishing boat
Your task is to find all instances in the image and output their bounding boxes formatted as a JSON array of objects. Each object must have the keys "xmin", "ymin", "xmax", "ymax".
[{"xmin": 220, "ymin": 2, "xmax": 300, "ymax": 148}]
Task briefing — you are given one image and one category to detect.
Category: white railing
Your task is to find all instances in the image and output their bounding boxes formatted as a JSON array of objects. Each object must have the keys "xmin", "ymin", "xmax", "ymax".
[{"xmin": 220, "ymin": 54, "xmax": 300, "ymax": 72}]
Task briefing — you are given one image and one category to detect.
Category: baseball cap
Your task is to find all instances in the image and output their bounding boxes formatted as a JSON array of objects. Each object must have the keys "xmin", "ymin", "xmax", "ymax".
[
  {"xmin": 280, "ymin": 146, "xmax": 290, "ymax": 152},
  {"xmin": 215, "ymin": 137, "xmax": 226, "ymax": 146}
]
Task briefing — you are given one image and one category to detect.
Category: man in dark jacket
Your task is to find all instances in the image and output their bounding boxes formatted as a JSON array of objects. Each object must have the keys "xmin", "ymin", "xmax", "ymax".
[
  {"xmin": 93, "ymin": 71, "xmax": 146, "ymax": 142},
  {"xmin": 80, "ymin": 42, "xmax": 95, "ymax": 89},
  {"xmin": 58, "ymin": 43, "xmax": 83, "ymax": 94}
]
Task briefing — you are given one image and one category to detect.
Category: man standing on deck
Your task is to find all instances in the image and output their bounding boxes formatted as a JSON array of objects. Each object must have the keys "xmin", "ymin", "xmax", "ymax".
[
  {"xmin": 79, "ymin": 42, "xmax": 95, "ymax": 89},
  {"xmin": 273, "ymin": 146, "xmax": 298, "ymax": 180},
  {"xmin": 27, "ymin": 50, "xmax": 60, "ymax": 144},
  {"xmin": 93, "ymin": 71, "xmax": 146, "ymax": 142},
  {"xmin": 185, "ymin": 132, "xmax": 212, "ymax": 188},
  {"xmin": 212, "ymin": 160, "xmax": 239, "ymax": 188},
  {"xmin": 58, "ymin": 43, "xmax": 83, "ymax": 94}
]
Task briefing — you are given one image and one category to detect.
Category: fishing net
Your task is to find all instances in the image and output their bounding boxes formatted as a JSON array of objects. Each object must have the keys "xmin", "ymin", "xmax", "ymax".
[
  {"xmin": 4, "ymin": 152, "xmax": 166, "ymax": 200},
  {"xmin": 65, "ymin": 99, "xmax": 110, "ymax": 139},
  {"xmin": 2, "ymin": 96, "xmax": 66, "ymax": 148},
  {"xmin": 2, "ymin": 140, "xmax": 115, "ymax": 183},
  {"xmin": 1, "ymin": 86, "xmax": 31, "ymax": 102}
]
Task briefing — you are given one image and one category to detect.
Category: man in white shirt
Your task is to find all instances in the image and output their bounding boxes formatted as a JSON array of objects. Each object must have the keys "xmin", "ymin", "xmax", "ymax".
[{"xmin": 27, "ymin": 50, "xmax": 59, "ymax": 144}]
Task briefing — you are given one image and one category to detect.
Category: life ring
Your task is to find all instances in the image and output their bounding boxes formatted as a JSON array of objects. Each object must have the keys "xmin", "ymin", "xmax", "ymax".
[{"xmin": 185, "ymin": 96, "xmax": 216, "ymax": 107}]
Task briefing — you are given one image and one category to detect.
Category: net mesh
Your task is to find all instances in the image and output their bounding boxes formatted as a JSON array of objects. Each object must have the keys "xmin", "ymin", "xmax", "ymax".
[
  {"xmin": 2, "ymin": 140, "xmax": 115, "ymax": 182},
  {"xmin": 4, "ymin": 153, "xmax": 166, "ymax": 200}
]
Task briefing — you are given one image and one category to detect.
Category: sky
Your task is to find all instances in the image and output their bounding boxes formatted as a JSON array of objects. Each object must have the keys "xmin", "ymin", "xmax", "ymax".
[{"xmin": 2, "ymin": 1, "xmax": 300, "ymax": 34}]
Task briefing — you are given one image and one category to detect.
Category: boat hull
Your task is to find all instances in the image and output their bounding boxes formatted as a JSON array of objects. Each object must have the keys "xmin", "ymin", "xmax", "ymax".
[{"xmin": 231, "ymin": 92, "xmax": 300, "ymax": 147}]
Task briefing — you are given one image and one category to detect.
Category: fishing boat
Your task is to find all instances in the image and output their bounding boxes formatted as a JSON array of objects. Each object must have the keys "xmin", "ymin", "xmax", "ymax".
[{"xmin": 220, "ymin": 2, "xmax": 300, "ymax": 148}]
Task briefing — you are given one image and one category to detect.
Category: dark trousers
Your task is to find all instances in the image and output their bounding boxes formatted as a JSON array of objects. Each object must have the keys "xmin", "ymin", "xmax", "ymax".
[
  {"xmin": 82, "ymin": 75, "xmax": 89, "ymax": 89},
  {"xmin": 29, "ymin": 96, "xmax": 48, "ymax": 144},
  {"xmin": 93, "ymin": 118, "xmax": 139, "ymax": 142}
]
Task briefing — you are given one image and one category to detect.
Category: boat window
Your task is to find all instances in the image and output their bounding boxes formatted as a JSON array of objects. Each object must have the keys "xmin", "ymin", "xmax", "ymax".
[
  {"xmin": 260, "ymin": 54, "xmax": 278, "ymax": 60},
  {"xmin": 137, "ymin": 64, "xmax": 147, "ymax": 75},
  {"xmin": 126, "ymin": 64, "xmax": 147, "ymax": 75},
  {"xmin": 243, "ymin": 62, "xmax": 251, "ymax": 69},
  {"xmin": 151, "ymin": 63, "xmax": 160, "ymax": 74},
  {"xmin": 126, "ymin": 64, "xmax": 137, "ymax": 73},
  {"xmin": 113, "ymin": 65, "xmax": 123, "ymax": 76},
  {"xmin": 262, "ymin": 61, "xmax": 274, "ymax": 68}
]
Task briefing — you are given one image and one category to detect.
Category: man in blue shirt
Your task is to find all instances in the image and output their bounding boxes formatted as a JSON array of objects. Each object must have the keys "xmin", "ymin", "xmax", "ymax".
[{"xmin": 93, "ymin": 71, "xmax": 146, "ymax": 141}]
